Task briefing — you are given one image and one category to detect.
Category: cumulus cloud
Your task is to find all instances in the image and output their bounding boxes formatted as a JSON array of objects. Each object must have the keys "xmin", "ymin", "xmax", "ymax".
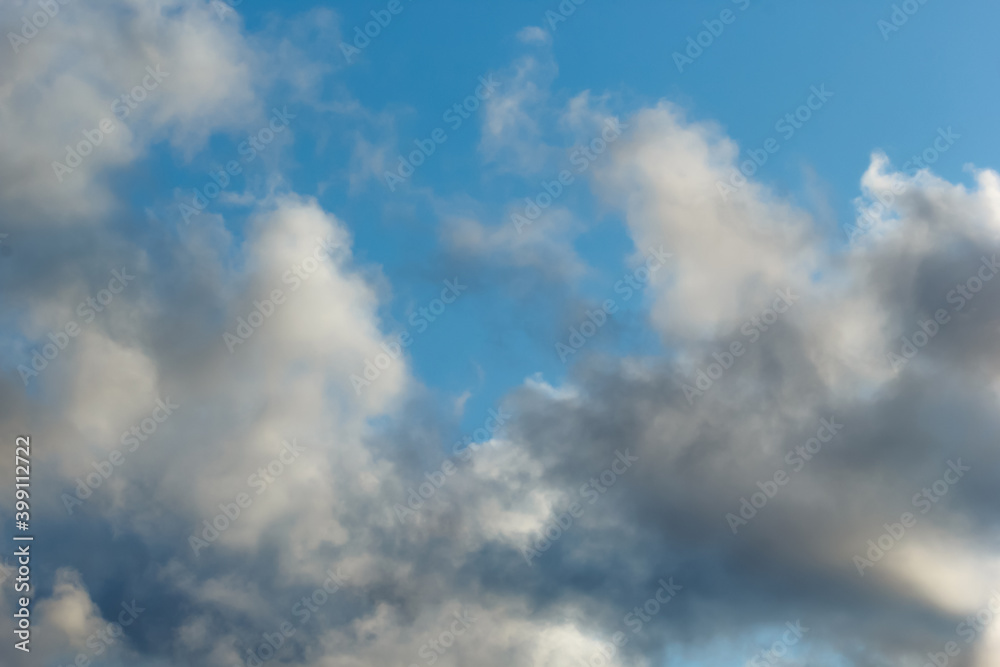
[
  {"xmin": 0, "ymin": 0, "xmax": 263, "ymax": 226},
  {"xmin": 3, "ymin": 4, "xmax": 1000, "ymax": 667}
]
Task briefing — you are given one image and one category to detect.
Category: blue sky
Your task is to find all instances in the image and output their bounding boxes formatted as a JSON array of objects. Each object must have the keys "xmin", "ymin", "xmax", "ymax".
[
  {"xmin": 4, "ymin": 1, "xmax": 1000, "ymax": 665},
  {"xmin": 233, "ymin": 0, "xmax": 999, "ymax": 435}
]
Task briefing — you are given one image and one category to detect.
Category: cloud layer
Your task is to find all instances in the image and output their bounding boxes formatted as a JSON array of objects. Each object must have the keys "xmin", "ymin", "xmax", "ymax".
[{"xmin": 2, "ymin": 3, "xmax": 999, "ymax": 667}]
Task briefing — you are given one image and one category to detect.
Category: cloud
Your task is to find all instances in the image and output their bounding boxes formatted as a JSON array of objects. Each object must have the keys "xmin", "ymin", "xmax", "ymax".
[
  {"xmin": 4, "ymin": 6, "xmax": 1000, "ymax": 666},
  {"xmin": 0, "ymin": 0, "xmax": 263, "ymax": 227},
  {"xmin": 516, "ymin": 26, "xmax": 551, "ymax": 45},
  {"xmin": 441, "ymin": 209, "xmax": 587, "ymax": 283},
  {"xmin": 478, "ymin": 51, "xmax": 558, "ymax": 175}
]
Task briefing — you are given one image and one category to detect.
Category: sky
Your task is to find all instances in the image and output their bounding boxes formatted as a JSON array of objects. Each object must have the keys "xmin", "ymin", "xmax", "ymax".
[{"xmin": 2, "ymin": 0, "xmax": 1000, "ymax": 665}]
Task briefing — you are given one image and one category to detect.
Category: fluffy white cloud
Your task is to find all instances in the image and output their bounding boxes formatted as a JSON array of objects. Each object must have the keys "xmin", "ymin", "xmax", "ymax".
[
  {"xmin": 0, "ymin": 0, "xmax": 259, "ymax": 226},
  {"xmin": 4, "ymin": 5, "xmax": 1000, "ymax": 666}
]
